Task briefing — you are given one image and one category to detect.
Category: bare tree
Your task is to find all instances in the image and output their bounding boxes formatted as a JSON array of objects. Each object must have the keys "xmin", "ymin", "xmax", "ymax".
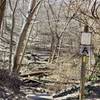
[
  {"xmin": 12, "ymin": 0, "xmax": 41, "ymax": 73},
  {"xmin": 44, "ymin": 0, "xmax": 79, "ymax": 63}
]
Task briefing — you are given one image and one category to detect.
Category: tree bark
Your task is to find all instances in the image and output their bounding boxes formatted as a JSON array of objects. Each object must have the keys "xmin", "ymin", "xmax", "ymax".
[{"xmin": 0, "ymin": 0, "xmax": 6, "ymax": 29}]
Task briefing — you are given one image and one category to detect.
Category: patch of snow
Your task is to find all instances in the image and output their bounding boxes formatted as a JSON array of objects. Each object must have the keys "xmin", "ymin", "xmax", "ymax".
[
  {"xmin": 26, "ymin": 93, "xmax": 53, "ymax": 100},
  {"xmin": 54, "ymin": 92, "xmax": 79, "ymax": 100}
]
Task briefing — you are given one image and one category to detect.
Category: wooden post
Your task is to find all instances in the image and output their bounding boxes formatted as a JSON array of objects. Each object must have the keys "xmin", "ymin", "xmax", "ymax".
[
  {"xmin": 80, "ymin": 25, "xmax": 89, "ymax": 100},
  {"xmin": 80, "ymin": 55, "xmax": 86, "ymax": 100}
]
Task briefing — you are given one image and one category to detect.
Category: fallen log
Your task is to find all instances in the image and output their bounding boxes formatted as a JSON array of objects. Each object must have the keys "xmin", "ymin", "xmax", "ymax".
[
  {"xmin": 22, "ymin": 79, "xmax": 42, "ymax": 87},
  {"xmin": 20, "ymin": 71, "xmax": 51, "ymax": 77}
]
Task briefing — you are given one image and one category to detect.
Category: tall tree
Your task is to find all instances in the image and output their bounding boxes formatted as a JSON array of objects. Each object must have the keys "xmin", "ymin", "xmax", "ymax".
[{"xmin": 12, "ymin": 0, "xmax": 41, "ymax": 73}]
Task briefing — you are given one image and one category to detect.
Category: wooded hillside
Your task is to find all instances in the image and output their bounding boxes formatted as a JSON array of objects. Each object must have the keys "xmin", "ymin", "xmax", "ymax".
[{"xmin": 0, "ymin": 0, "xmax": 100, "ymax": 100}]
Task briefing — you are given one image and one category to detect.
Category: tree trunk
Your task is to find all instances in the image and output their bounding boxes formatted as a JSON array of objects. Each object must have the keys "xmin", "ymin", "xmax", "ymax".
[
  {"xmin": 9, "ymin": 0, "xmax": 19, "ymax": 72},
  {"xmin": 12, "ymin": 0, "xmax": 41, "ymax": 73},
  {"xmin": 0, "ymin": 0, "xmax": 6, "ymax": 29}
]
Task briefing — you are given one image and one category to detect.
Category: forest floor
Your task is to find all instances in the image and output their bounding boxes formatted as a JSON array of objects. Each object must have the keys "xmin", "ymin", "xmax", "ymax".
[
  {"xmin": 0, "ymin": 48, "xmax": 100, "ymax": 100},
  {"xmin": 26, "ymin": 80, "xmax": 100, "ymax": 100},
  {"xmin": 0, "ymin": 68, "xmax": 100, "ymax": 100}
]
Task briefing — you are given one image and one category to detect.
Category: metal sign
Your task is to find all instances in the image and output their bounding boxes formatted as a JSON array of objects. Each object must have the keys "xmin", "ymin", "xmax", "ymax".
[
  {"xmin": 82, "ymin": 47, "xmax": 88, "ymax": 54},
  {"xmin": 80, "ymin": 46, "xmax": 91, "ymax": 56},
  {"xmin": 81, "ymin": 32, "xmax": 92, "ymax": 45}
]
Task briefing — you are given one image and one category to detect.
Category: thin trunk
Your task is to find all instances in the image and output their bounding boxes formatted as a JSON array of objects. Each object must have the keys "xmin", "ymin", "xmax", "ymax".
[
  {"xmin": 9, "ymin": 0, "xmax": 19, "ymax": 72},
  {"xmin": 0, "ymin": 0, "xmax": 6, "ymax": 29},
  {"xmin": 50, "ymin": 37, "xmax": 60, "ymax": 63}
]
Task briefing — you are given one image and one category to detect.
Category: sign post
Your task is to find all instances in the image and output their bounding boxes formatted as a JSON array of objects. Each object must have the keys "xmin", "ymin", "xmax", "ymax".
[{"xmin": 80, "ymin": 25, "xmax": 92, "ymax": 100}]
